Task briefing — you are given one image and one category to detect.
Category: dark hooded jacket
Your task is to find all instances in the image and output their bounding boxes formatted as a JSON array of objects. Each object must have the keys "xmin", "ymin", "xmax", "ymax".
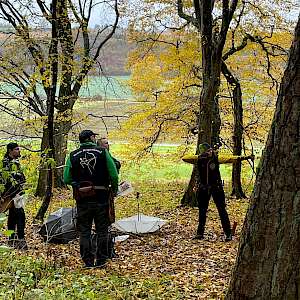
[
  {"xmin": 196, "ymin": 152, "xmax": 222, "ymax": 188},
  {"xmin": 1, "ymin": 154, "xmax": 26, "ymax": 199}
]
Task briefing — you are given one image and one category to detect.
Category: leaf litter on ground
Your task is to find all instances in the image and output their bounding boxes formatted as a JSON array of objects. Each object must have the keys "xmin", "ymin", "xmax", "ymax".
[{"xmin": 0, "ymin": 181, "xmax": 249, "ymax": 299}]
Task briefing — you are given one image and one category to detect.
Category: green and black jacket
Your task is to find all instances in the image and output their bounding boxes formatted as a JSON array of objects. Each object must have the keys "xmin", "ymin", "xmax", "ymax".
[{"xmin": 63, "ymin": 142, "xmax": 118, "ymax": 194}]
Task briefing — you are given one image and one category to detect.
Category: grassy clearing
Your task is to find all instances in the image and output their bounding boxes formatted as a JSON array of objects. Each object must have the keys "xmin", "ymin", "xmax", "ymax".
[
  {"xmin": 73, "ymin": 99, "xmax": 144, "ymax": 134},
  {"xmin": 1, "ymin": 180, "xmax": 250, "ymax": 299},
  {"xmin": 0, "ymin": 143, "xmax": 255, "ymax": 299}
]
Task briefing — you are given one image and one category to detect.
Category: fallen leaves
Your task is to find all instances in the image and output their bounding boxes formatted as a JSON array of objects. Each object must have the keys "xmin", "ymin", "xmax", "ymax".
[{"xmin": 0, "ymin": 182, "xmax": 249, "ymax": 299}]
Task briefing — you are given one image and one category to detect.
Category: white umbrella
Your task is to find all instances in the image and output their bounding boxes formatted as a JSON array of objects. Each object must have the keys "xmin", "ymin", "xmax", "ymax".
[
  {"xmin": 112, "ymin": 214, "xmax": 166, "ymax": 234},
  {"xmin": 113, "ymin": 192, "xmax": 166, "ymax": 234}
]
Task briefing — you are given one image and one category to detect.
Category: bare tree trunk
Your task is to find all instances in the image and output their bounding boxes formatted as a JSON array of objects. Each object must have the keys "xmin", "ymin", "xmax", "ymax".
[
  {"xmin": 212, "ymin": 94, "xmax": 221, "ymax": 147},
  {"xmin": 179, "ymin": 0, "xmax": 238, "ymax": 206},
  {"xmin": 226, "ymin": 16, "xmax": 300, "ymax": 299},
  {"xmin": 221, "ymin": 61, "xmax": 246, "ymax": 198},
  {"xmin": 35, "ymin": 109, "xmax": 73, "ymax": 194},
  {"xmin": 181, "ymin": 1, "xmax": 220, "ymax": 206},
  {"xmin": 181, "ymin": 167, "xmax": 198, "ymax": 206},
  {"xmin": 35, "ymin": 126, "xmax": 49, "ymax": 197},
  {"xmin": 35, "ymin": 0, "xmax": 58, "ymax": 221},
  {"xmin": 231, "ymin": 82, "xmax": 246, "ymax": 198},
  {"xmin": 53, "ymin": 110, "xmax": 73, "ymax": 187},
  {"xmin": 181, "ymin": 80, "xmax": 222, "ymax": 207}
]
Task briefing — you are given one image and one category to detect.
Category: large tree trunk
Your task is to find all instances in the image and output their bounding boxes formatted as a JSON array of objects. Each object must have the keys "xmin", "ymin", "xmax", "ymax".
[
  {"xmin": 211, "ymin": 95, "xmax": 221, "ymax": 147},
  {"xmin": 181, "ymin": 1, "xmax": 222, "ymax": 206},
  {"xmin": 35, "ymin": 0, "xmax": 58, "ymax": 221},
  {"xmin": 181, "ymin": 168, "xmax": 198, "ymax": 206},
  {"xmin": 180, "ymin": 0, "xmax": 238, "ymax": 206},
  {"xmin": 226, "ymin": 16, "xmax": 300, "ymax": 299},
  {"xmin": 53, "ymin": 110, "xmax": 73, "ymax": 187},
  {"xmin": 35, "ymin": 100, "xmax": 74, "ymax": 194},
  {"xmin": 53, "ymin": 0, "xmax": 74, "ymax": 188},
  {"xmin": 35, "ymin": 109, "xmax": 73, "ymax": 194}
]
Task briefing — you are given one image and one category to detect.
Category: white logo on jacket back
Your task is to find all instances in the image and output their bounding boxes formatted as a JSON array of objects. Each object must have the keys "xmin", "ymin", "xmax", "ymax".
[{"xmin": 79, "ymin": 152, "xmax": 97, "ymax": 175}]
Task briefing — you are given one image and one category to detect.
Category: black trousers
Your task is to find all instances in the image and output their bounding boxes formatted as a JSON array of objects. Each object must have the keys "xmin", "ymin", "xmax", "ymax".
[
  {"xmin": 197, "ymin": 185, "xmax": 231, "ymax": 236},
  {"xmin": 7, "ymin": 207, "xmax": 26, "ymax": 240},
  {"xmin": 77, "ymin": 202, "xmax": 110, "ymax": 265}
]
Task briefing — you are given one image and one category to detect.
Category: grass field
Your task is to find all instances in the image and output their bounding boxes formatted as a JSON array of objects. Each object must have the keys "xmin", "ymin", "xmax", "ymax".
[
  {"xmin": 0, "ymin": 76, "xmax": 134, "ymax": 140},
  {"xmin": 78, "ymin": 76, "xmax": 132, "ymax": 100}
]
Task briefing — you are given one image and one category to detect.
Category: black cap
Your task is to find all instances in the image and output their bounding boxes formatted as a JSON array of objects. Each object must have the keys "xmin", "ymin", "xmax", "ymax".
[
  {"xmin": 7, "ymin": 142, "xmax": 19, "ymax": 151},
  {"xmin": 79, "ymin": 130, "xmax": 98, "ymax": 143}
]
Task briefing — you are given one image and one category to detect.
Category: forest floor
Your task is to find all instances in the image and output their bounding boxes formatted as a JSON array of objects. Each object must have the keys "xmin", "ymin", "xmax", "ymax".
[{"xmin": 0, "ymin": 181, "xmax": 250, "ymax": 299}]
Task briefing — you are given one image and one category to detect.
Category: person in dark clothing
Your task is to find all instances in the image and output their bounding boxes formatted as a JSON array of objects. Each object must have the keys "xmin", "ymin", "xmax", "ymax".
[
  {"xmin": 194, "ymin": 143, "xmax": 232, "ymax": 241},
  {"xmin": 64, "ymin": 130, "xmax": 118, "ymax": 268},
  {"xmin": 2, "ymin": 142, "xmax": 27, "ymax": 249}
]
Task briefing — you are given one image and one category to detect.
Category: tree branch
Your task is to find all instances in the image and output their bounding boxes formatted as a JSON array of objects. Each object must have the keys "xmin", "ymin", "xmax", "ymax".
[{"xmin": 177, "ymin": 0, "xmax": 198, "ymax": 28}]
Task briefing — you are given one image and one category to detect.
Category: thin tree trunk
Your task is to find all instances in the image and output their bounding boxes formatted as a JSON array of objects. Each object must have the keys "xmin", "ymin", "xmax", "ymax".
[
  {"xmin": 35, "ymin": 126, "xmax": 49, "ymax": 197},
  {"xmin": 53, "ymin": 110, "xmax": 73, "ymax": 187},
  {"xmin": 221, "ymin": 61, "xmax": 246, "ymax": 198},
  {"xmin": 35, "ymin": 0, "xmax": 58, "ymax": 221},
  {"xmin": 226, "ymin": 16, "xmax": 300, "ymax": 299},
  {"xmin": 231, "ymin": 82, "xmax": 246, "ymax": 198}
]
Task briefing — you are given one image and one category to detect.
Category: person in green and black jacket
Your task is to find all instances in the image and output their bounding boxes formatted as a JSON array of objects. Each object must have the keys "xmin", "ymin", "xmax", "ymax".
[{"xmin": 64, "ymin": 130, "xmax": 118, "ymax": 268}]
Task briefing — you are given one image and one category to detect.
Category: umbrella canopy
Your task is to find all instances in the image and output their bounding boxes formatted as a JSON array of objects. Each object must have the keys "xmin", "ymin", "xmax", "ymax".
[
  {"xmin": 39, "ymin": 207, "xmax": 77, "ymax": 244},
  {"xmin": 112, "ymin": 214, "xmax": 166, "ymax": 234}
]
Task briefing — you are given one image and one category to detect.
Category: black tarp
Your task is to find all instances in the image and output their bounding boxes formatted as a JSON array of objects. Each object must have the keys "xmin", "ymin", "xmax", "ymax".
[{"xmin": 39, "ymin": 207, "xmax": 77, "ymax": 244}]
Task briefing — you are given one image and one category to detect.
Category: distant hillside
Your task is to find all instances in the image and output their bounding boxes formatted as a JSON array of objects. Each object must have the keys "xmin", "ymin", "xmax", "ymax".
[
  {"xmin": 0, "ymin": 26, "xmax": 132, "ymax": 77},
  {"xmin": 97, "ymin": 34, "xmax": 132, "ymax": 76},
  {"xmin": 86, "ymin": 28, "xmax": 132, "ymax": 76}
]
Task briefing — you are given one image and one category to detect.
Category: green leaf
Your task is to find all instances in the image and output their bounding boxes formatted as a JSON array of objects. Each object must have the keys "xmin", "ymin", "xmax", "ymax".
[
  {"xmin": 47, "ymin": 158, "xmax": 56, "ymax": 168},
  {"xmin": 0, "ymin": 213, "xmax": 7, "ymax": 224},
  {"xmin": 0, "ymin": 245, "xmax": 12, "ymax": 252},
  {"xmin": 3, "ymin": 230, "xmax": 14, "ymax": 237}
]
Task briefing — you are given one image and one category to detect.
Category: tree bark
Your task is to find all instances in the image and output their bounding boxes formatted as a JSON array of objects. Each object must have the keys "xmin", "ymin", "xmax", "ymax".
[
  {"xmin": 53, "ymin": 110, "xmax": 73, "ymax": 187},
  {"xmin": 35, "ymin": 0, "xmax": 58, "ymax": 221},
  {"xmin": 181, "ymin": 0, "xmax": 224, "ymax": 206},
  {"xmin": 51, "ymin": 0, "xmax": 74, "ymax": 188},
  {"xmin": 35, "ymin": 126, "xmax": 49, "ymax": 197},
  {"xmin": 231, "ymin": 82, "xmax": 246, "ymax": 198},
  {"xmin": 226, "ymin": 16, "xmax": 300, "ymax": 299},
  {"xmin": 212, "ymin": 95, "xmax": 221, "ymax": 147},
  {"xmin": 221, "ymin": 61, "xmax": 246, "ymax": 199},
  {"xmin": 181, "ymin": 167, "xmax": 198, "ymax": 207}
]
